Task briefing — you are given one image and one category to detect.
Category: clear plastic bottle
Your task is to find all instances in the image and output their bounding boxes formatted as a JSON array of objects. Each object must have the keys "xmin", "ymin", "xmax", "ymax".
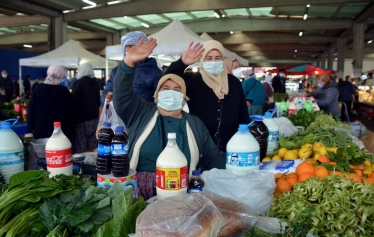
[
  {"xmin": 188, "ymin": 170, "xmax": 204, "ymax": 193},
  {"xmin": 156, "ymin": 133, "xmax": 188, "ymax": 199},
  {"xmin": 249, "ymin": 116, "xmax": 269, "ymax": 161},
  {"xmin": 111, "ymin": 126, "xmax": 129, "ymax": 177},
  {"xmin": 279, "ymin": 100, "xmax": 288, "ymax": 117},
  {"xmin": 296, "ymin": 98, "xmax": 303, "ymax": 111},
  {"xmin": 263, "ymin": 111, "xmax": 279, "ymax": 155},
  {"xmin": 96, "ymin": 122, "xmax": 114, "ymax": 175},
  {"xmin": 288, "ymin": 101, "xmax": 297, "ymax": 115}
]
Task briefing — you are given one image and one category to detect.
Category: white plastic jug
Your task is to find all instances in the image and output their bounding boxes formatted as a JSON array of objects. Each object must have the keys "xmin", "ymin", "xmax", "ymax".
[
  {"xmin": 263, "ymin": 110, "xmax": 279, "ymax": 155},
  {"xmin": 156, "ymin": 133, "xmax": 188, "ymax": 200},
  {"xmin": 226, "ymin": 124, "xmax": 260, "ymax": 176},
  {"xmin": 0, "ymin": 119, "xmax": 24, "ymax": 183}
]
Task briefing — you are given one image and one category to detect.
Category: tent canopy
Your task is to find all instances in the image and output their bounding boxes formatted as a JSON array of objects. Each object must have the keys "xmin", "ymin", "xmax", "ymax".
[
  {"xmin": 20, "ymin": 40, "xmax": 117, "ymax": 68},
  {"xmin": 287, "ymin": 64, "xmax": 335, "ymax": 75},
  {"xmin": 200, "ymin": 32, "xmax": 248, "ymax": 66}
]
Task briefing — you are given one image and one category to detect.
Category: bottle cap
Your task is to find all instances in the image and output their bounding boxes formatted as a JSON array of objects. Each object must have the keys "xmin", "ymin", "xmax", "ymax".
[
  {"xmin": 115, "ymin": 126, "xmax": 124, "ymax": 132},
  {"xmin": 168, "ymin": 133, "xmax": 176, "ymax": 139},
  {"xmin": 252, "ymin": 115, "xmax": 263, "ymax": 121},
  {"xmin": 103, "ymin": 122, "xmax": 111, "ymax": 127},
  {"xmin": 192, "ymin": 170, "xmax": 201, "ymax": 176},
  {"xmin": 0, "ymin": 122, "xmax": 10, "ymax": 129},
  {"xmin": 54, "ymin": 122, "xmax": 61, "ymax": 127},
  {"xmin": 264, "ymin": 112, "xmax": 272, "ymax": 117},
  {"xmin": 238, "ymin": 124, "xmax": 248, "ymax": 131}
]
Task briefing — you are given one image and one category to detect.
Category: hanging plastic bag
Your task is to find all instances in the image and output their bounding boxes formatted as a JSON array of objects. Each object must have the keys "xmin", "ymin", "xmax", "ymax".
[
  {"xmin": 97, "ymin": 101, "xmax": 126, "ymax": 137},
  {"xmin": 201, "ymin": 169, "xmax": 276, "ymax": 215}
]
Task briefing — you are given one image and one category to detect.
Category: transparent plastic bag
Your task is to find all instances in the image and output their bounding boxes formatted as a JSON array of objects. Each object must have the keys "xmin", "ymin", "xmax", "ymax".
[
  {"xmin": 201, "ymin": 169, "xmax": 276, "ymax": 215},
  {"xmin": 198, "ymin": 191, "xmax": 258, "ymax": 237},
  {"xmin": 97, "ymin": 101, "xmax": 126, "ymax": 136},
  {"xmin": 136, "ymin": 194, "xmax": 225, "ymax": 237},
  {"xmin": 273, "ymin": 117, "xmax": 300, "ymax": 137},
  {"xmin": 254, "ymin": 217, "xmax": 317, "ymax": 237}
]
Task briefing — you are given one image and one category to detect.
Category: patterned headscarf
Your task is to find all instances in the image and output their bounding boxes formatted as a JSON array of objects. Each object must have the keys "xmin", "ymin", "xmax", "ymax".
[
  {"xmin": 44, "ymin": 65, "xmax": 66, "ymax": 85},
  {"xmin": 121, "ymin": 31, "xmax": 148, "ymax": 56}
]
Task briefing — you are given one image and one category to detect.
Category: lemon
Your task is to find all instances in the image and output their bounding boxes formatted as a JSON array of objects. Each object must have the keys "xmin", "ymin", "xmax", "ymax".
[
  {"xmin": 262, "ymin": 157, "xmax": 272, "ymax": 162},
  {"xmin": 299, "ymin": 147, "xmax": 312, "ymax": 159},
  {"xmin": 313, "ymin": 153, "xmax": 320, "ymax": 161},
  {"xmin": 313, "ymin": 142, "xmax": 324, "ymax": 153},
  {"xmin": 278, "ymin": 148, "xmax": 288, "ymax": 158},
  {"xmin": 272, "ymin": 155, "xmax": 282, "ymax": 161},
  {"xmin": 302, "ymin": 143, "xmax": 312, "ymax": 149},
  {"xmin": 292, "ymin": 149, "xmax": 299, "ymax": 155},
  {"xmin": 284, "ymin": 150, "xmax": 297, "ymax": 160},
  {"xmin": 318, "ymin": 146, "xmax": 327, "ymax": 156},
  {"xmin": 371, "ymin": 164, "xmax": 374, "ymax": 170},
  {"xmin": 364, "ymin": 159, "xmax": 372, "ymax": 167}
]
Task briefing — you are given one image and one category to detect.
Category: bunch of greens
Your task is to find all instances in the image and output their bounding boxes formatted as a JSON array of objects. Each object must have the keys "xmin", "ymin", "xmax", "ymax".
[
  {"xmin": 307, "ymin": 113, "xmax": 352, "ymax": 130},
  {"xmin": 273, "ymin": 93, "xmax": 289, "ymax": 103},
  {"xmin": 0, "ymin": 173, "xmax": 5, "ymax": 193},
  {"xmin": 287, "ymin": 109, "xmax": 323, "ymax": 128},
  {"xmin": 267, "ymin": 175, "xmax": 374, "ymax": 236}
]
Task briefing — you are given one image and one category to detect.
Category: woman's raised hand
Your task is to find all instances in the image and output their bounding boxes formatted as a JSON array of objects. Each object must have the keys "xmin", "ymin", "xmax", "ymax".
[
  {"xmin": 181, "ymin": 42, "xmax": 204, "ymax": 65},
  {"xmin": 124, "ymin": 38, "xmax": 157, "ymax": 67}
]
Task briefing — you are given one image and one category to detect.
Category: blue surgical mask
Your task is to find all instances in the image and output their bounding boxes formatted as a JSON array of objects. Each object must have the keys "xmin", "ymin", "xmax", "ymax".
[
  {"xmin": 202, "ymin": 61, "xmax": 224, "ymax": 75},
  {"xmin": 157, "ymin": 90, "xmax": 184, "ymax": 111},
  {"xmin": 317, "ymin": 83, "xmax": 324, "ymax": 88}
]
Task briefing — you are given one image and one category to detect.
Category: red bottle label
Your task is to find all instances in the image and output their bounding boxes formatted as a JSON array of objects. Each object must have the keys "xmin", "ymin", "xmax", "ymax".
[
  {"xmin": 14, "ymin": 104, "xmax": 22, "ymax": 112},
  {"xmin": 22, "ymin": 108, "xmax": 27, "ymax": 115},
  {"xmin": 156, "ymin": 166, "xmax": 188, "ymax": 190},
  {"xmin": 45, "ymin": 148, "xmax": 73, "ymax": 168}
]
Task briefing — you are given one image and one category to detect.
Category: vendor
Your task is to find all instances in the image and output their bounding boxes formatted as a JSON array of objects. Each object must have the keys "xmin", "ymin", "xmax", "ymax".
[
  {"xmin": 113, "ymin": 38, "xmax": 226, "ymax": 200},
  {"xmin": 307, "ymin": 74, "xmax": 340, "ymax": 117}
]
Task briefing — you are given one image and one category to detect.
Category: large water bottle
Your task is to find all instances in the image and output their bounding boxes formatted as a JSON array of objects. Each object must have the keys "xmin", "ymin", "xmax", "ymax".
[
  {"xmin": 263, "ymin": 110, "xmax": 279, "ymax": 155},
  {"xmin": 96, "ymin": 122, "xmax": 114, "ymax": 175},
  {"xmin": 111, "ymin": 126, "xmax": 129, "ymax": 177},
  {"xmin": 249, "ymin": 115, "xmax": 269, "ymax": 161},
  {"xmin": 0, "ymin": 119, "xmax": 24, "ymax": 183},
  {"xmin": 226, "ymin": 124, "xmax": 260, "ymax": 176}
]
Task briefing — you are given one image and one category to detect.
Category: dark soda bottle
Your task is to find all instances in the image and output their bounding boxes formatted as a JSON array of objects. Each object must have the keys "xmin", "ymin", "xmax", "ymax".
[
  {"xmin": 188, "ymin": 170, "xmax": 205, "ymax": 193},
  {"xmin": 96, "ymin": 122, "xmax": 113, "ymax": 175},
  {"xmin": 249, "ymin": 115, "xmax": 269, "ymax": 161},
  {"xmin": 111, "ymin": 126, "xmax": 129, "ymax": 177}
]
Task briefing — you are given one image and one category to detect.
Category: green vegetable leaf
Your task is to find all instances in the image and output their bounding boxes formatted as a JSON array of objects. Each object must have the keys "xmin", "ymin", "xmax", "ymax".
[
  {"xmin": 8, "ymin": 170, "xmax": 45, "ymax": 190},
  {"xmin": 63, "ymin": 202, "xmax": 98, "ymax": 227},
  {"xmin": 19, "ymin": 192, "xmax": 41, "ymax": 203},
  {"xmin": 107, "ymin": 181, "xmax": 125, "ymax": 200},
  {"xmin": 112, "ymin": 193, "xmax": 126, "ymax": 219},
  {"xmin": 96, "ymin": 196, "xmax": 111, "ymax": 209}
]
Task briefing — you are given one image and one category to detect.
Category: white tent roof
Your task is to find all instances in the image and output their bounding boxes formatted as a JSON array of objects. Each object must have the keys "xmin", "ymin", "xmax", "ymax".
[
  {"xmin": 20, "ymin": 40, "xmax": 118, "ymax": 68},
  {"xmin": 200, "ymin": 32, "xmax": 248, "ymax": 66}
]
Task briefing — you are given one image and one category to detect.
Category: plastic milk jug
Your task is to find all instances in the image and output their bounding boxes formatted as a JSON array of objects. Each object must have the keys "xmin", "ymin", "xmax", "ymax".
[
  {"xmin": 156, "ymin": 133, "xmax": 188, "ymax": 199},
  {"xmin": 263, "ymin": 111, "xmax": 279, "ymax": 155},
  {"xmin": 226, "ymin": 124, "xmax": 260, "ymax": 176},
  {"xmin": 310, "ymin": 96, "xmax": 320, "ymax": 111},
  {"xmin": 45, "ymin": 122, "xmax": 73, "ymax": 177},
  {"xmin": 0, "ymin": 120, "xmax": 24, "ymax": 183},
  {"xmin": 288, "ymin": 101, "xmax": 297, "ymax": 115},
  {"xmin": 296, "ymin": 98, "xmax": 303, "ymax": 111}
]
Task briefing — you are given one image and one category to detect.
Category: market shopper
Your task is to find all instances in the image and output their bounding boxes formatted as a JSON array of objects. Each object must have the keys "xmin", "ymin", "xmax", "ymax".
[
  {"xmin": 263, "ymin": 74, "xmax": 275, "ymax": 112},
  {"xmin": 23, "ymin": 75, "xmax": 31, "ymax": 99},
  {"xmin": 71, "ymin": 62, "xmax": 101, "ymax": 153},
  {"xmin": 0, "ymin": 70, "xmax": 15, "ymax": 102},
  {"xmin": 164, "ymin": 40, "xmax": 249, "ymax": 153},
  {"xmin": 113, "ymin": 38, "xmax": 226, "ymax": 200},
  {"xmin": 28, "ymin": 65, "xmax": 74, "ymax": 140},
  {"xmin": 101, "ymin": 31, "xmax": 162, "ymax": 105},
  {"xmin": 242, "ymin": 69, "xmax": 266, "ymax": 116},
  {"xmin": 339, "ymin": 75, "xmax": 356, "ymax": 121},
  {"xmin": 307, "ymin": 74, "xmax": 341, "ymax": 117},
  {"xmin": 271, "ymin": 69, "xmax": 286, "ymax": 93},
  {"xmin": 224, "ymin": 58, "xmax": 241, "ymax": 79}
]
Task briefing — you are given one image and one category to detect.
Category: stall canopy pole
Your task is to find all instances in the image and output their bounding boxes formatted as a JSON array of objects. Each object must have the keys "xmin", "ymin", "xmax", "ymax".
[
  {"xmin": 19, "ymin": 64, "xmax": 23, "ymax": 97},
  {"xmin": 105, "ymin": 58, "xmax": 108, "ymax": 81}
]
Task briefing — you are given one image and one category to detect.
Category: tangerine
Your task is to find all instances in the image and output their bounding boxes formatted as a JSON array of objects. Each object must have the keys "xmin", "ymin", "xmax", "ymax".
[
  {"xmin": 276, "ymin": 180, "xmax": 292, "ymax": 193},
  {"xmin": 298, "ymin": 173, "xmax": 315, "ymax": 182},
  {"xmin": 273, "ymin": 190, "xmax": 282, "ymax": 198},
  {"xmin": 329, "ymin": 170, "xmax": 343, "ymax": 176},
  {"xmin": 330, "ymin": 162, "xmax": 337, "ymax": 165},
  {"xmin": 369, "ymin": 173, "xmax": 374, "ymax": 179},
  {"xmin": 286, "ymin": 173, "xmax": 298, "ymax": 180},
  {"xmin": 304, "ymin": 159, "xmax": 315, "ymax": 165},
  {"xmin": 355, "ymin": 169, "xmax": 363, "ymax": 177},
  {"xmin": 317, "ymin": 155, "xmax": 331, "ymax": 163},
  {"xmin": 349, "ymin": 164, "xmax": 365, "ymax": 170},
  {"xmin": 314, "ymin": 166, "xmax": 329, "ymax": 178},
  {"xmin": 296, "ymin": 163, "xmax": 315, "ymax": 177},
  {"xmin": 349, "ymin": 173, "xmax": 363, "ymax": 183},
  {"xmin": 287, "ymin": 177, "xmax": 298, "ymax": 186},
  {"xmin": 274, "ymin": 173, "xmax": 285, "ymax": 180},
  {"xmin": 365, "ymin": 178, "xmax": 374, "ymax": 184}
]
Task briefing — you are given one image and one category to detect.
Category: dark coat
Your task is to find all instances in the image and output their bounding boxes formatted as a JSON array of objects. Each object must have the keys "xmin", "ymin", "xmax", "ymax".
[
  {"xmin": 0, "ymin": 77, "xmax": 14, "ymax": 102},
  {"xmin": 310, "ymin": 81, "xmax": 341, "ymax": 117},
  {"xmin": 339, "ymin": 81, "xmax": 356, "ymax": 102},
  {"xmin": 272, "ymin": 74, "xmax": 286, "ymax": 93}
]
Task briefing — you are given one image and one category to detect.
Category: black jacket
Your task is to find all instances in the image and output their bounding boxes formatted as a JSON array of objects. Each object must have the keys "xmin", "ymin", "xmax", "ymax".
[
  {"xmin": 28, "ymin": 84, "xmax": 74, "ymax": 140},
  {"xmin": 339, "ymin": 81, "xmax": 356, "ymax": 102},
  {"xmin": 272, "ymin": 74, "xmax": 286, "ymax": 93},
  {"xmin": 0, "ymin": 77, "xmax": 14, "ymax": 102},
  {"xmin": 72, "ymin": 76, "xmax": 100, "ymax": 124}
]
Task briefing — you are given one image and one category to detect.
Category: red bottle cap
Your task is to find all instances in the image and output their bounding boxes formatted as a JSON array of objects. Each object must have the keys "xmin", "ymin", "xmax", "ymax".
[{"xmin": 54, "ymin": 122, "xmax": 61, "ymax": 127}]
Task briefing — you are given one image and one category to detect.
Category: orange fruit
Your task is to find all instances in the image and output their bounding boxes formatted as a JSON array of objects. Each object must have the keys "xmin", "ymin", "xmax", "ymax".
[
  {"xmin": 329, "ymin": 170, "xmax": 343, "ymax": 176},
  {"xmin": 287, "ymin": 177, "xmax": 298, "ymax": 186},
  {"xmin": 298, "ymin": 173, "xmax": 315, "ymax": 182},
  {"xmin": 296, "ymin": 163, "xmax": 315, "ymax": 177},
  {"xmin": 276, "ymin": 180, "xmax": 292, "ymax": 193},
  {"xmin": 273, "ymin": 190, "xmax": 282, "ymax": 198},
  {"xmin": 314, "ymin": 166, "xmax": 329, "ymax": 178},
  {"xmin": 365, "ymin": 178, "xmax": 374, "ymax": 184},
  {"xmin": 286, "ymin": 173, "xmax": 298, "ymax": 180},
  {"xmin": 349, "ymin": 173, "xmax": 363, "ymax": 183},
  {"xmin": 274, "ymin": 173, "xmax": 285, "ymax": 181},
  {"xmin": 330, "ymin": 162, "xmax": 337, "ymax": 165},
  {"xmin": 369, "ymin": 173, "xmax": 374, "ymax": 179},
  {"xmin": 349, "ymin": 164, "xmax": 365, "ymax": 170},
  {"xmin": 304, "ymin": 159, "xmax": 315, "ymax": 165},
  {"xmin": 318, "ymin": 155, "xmax": 331, "ymax": 163},
  {"xmin": 355, "ymin": 169, "xmax": 363, "ymax": 177}
]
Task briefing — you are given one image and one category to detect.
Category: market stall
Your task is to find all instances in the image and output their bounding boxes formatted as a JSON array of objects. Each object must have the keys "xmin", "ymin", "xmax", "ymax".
[{"xmin": 357, "ymin": 85, "xmax": 374, "ymax": 119}]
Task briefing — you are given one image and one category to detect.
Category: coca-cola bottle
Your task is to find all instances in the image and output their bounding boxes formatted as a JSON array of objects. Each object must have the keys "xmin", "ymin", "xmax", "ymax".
[{"xmin": 45, "ymin": 122, "xmax": 73, "ymax": 177}]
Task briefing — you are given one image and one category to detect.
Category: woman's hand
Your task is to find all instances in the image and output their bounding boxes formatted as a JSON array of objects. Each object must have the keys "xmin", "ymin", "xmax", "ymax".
[
  {"xmin": 181, "ymin": 42, "xmax": 204, "ymax": 65},
  {"xmin": 124, "ymin": 38, "xmax": 157, "ymax": 67}
]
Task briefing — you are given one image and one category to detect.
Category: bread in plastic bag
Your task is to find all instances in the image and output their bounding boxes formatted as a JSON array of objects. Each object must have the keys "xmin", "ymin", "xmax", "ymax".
[
  {"xmin": 201, "ymin": 169, "xmax": 276, "ymax": 215},
  {"xmin": 136, "ymin": 193, "xmax": 225, "ymax": 237},
  {"xmin": 197, "ymin": 191, "xmax": 258, "ymax": 237}
]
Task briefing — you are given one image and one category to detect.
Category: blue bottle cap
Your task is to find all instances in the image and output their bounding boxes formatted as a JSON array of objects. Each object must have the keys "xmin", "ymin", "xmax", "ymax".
[
  {"xmin": 238, "ymin": 124, "xmax": 248, "ymax": 131},
  {"xmin": 264, "ymin": 112, "xmax": 272, "ymax": 118},
  {"xmin": 103, "ymin": 122, "xmax": 111, "ymax": 127},
  {"xmin": 252, "ymin": 115, "xmax": 263, "ymax": 121},
  {"xmin": 0, "ymin": 122, "xmax": 11, "ymax": 129},
  {"xmin": 115, "ymin": 126, "xmax": 124, "ymax": 132},
  {"xmin": 192, "ymin": 170, "xmax": 201, "ymax": 176}
]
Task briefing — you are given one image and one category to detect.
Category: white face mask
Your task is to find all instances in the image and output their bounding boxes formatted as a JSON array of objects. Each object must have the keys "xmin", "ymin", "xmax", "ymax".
[
  {"xmin": 202, "ymin": 61, "xmax": 224, "ymax": 75},
  {"xmin": 232, "ymin": 68, "xmax": 241, "ymax": 78},
  {"xmin": 279, "ymin": 73, "xmax": 285, "ymax": 77},
  {"xmin": 1, "ymin": 74, "xmax": 7, "ymax": 78},
  {"xmin": 157, "ymin": 90, "xmax": 184, "ymax": 111}
]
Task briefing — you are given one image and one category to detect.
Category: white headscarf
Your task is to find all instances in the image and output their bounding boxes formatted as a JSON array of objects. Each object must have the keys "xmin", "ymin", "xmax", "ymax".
[
  {"xmin": 244, "ymin": 69, "xmax": 255, "ymax": 80},
  {"xmin": 44, "ymin": 65, "xmax": 66, "ymax": 85},
  {"xmin": 264, "ymin": 75, "xmax": 274, "ymax": 92},
  {"xmin": 77, "ymin": 62, "xmax": 95, "ymax": 79}
]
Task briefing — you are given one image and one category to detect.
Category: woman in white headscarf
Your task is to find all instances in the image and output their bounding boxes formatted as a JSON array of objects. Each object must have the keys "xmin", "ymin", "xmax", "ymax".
[
  {"xmin": 28, "ymin": 65, "xmax": 74, "ymax": 141},
  {"xmin": 263, "ymin": 74, "xmax": 275, "ymax": 112},
  {"xmin": 71, "ymin": 62, "xmax": 101, "ymax": 153}
]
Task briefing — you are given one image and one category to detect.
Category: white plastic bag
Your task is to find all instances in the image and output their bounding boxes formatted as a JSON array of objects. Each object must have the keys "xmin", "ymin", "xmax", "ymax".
[
  {"xmin": 273, "ymin": 117, "xmax": 300, "ymax": 137},
  {"xmin": 201, "ymin": 169, "xmax": 276, "ymax": 215},
  {"xmin": 98, "ymin": 101, "xmax": 126, "ymax": 133}
]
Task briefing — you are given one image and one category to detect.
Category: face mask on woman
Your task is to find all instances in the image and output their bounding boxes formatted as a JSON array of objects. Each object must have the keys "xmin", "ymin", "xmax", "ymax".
[
  {"xmin": 232, "ymin": 68, "xmax": 241, "ymax": 78},
  {"xmin": 157, "ymin": 90, "xmax": 183, "ymax": 111},
  {"xmin": 202, "ymin": 61, "xmax": 224, "ymax": 75},
  {"xmin": 317, "ymin": 83, "xmax": 324, "ymax": 88}
]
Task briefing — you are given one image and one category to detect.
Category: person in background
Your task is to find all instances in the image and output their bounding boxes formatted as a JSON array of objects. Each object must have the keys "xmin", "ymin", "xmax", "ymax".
[
  {"xmin": 299, "ymin": 79, "xmax": 310, "ymax": 93},
  {"xmin": 97, "ymin": 77, "xmax": 105, "ymax": 91},
  {"xmin": 23, "ymin": 75, "xmax": 31, "ymax": 99},
  {"xmin": 360, "ymin": 73, "xmax": 367, "ymax": 85},
  {"xmin": 0, "ymin": 87, "xmax": 7, "ymax": 102},
  {"xmin": 272, "ymin": 69, "xmax": 286, "ymax": 93},
  {"xmin": 113, "ymin": 38, "xmax": 225, "ymax": 200},
  {"xmin": 164, "ymin": 40, "xmax": 249, "ymax": 153},
  {"xmin": 71, "ymin": 62, "xmax": 101, "ymax": 154},
  {"xmin": 0, "ymin": 70, "xmax": 15, "ymax": 102},
  {"xmin": 13, "ymin": 78, "xmax": 20, "ymax": 97},
  {"xmin": 60, "ymin": 74, "xmax": 71, "ymax": 90},
  {"xmin": 69, "ymin": 71, "xmax": 78, "ymax": 89},
  {"xmin": 242, "ymin": 69, "xmax": 266, "ymax": 116},
  {"xmin": 224, "ymin": 58, "xmax": 234, "ymax": 74},
  {"xmin": 224, "ymin": 58, "xmax": 242, "ymax": 79},
  {"xmin": 339, "ymin": 75, "xmax": 356, "ymax": 122},
  {"xmin": 31, "ymin": 79, "xmax": 39, "ymax": 94},
  {"xmin": 101, "ymin": 31, "xmax": 162, "ymax": 105},
  {"xmin": 28, "ymin": 65, "xmax": 74, "ymax": 140},
  {"xmin": 367, "ymin": 72, "xmax": 373, "ymax": 86},
  {"xmin": 263, "ymin": 75, "xmax": 275, "ymax": 112},
  {"xmin": 307, "ymin": 74, "xmax": 340, "ymax": 117}
]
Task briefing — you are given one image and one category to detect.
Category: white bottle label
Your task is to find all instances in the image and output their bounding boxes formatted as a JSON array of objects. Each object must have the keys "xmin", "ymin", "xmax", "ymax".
[
  {"xmin": 268, "ymin": 131, "xmax": 279, "ymax": 142},
  {"xmin": 226, "ymin": 151, "xmax": 260, "ymax": 167},
  {"xmin": 0, "ymin": 151, "xmax": 24, "ymax": 166}
]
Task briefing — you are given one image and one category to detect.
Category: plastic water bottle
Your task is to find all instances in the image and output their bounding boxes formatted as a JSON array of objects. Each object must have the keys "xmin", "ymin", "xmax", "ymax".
[
  {"xmin": 0, "ymin": 120, "xmax": 24, "ymax": 183},
  {"xmin": 111, "ymin": 126, "xmax": 129, "ymax": 177},
  {"xmin": 97, "ymin": 122, "xmax": 114, "ymax": 175},
  {"xmin": 226, "ymin": 124, "xmax": 260, "ymax": 176},
  {"xmin": 279, "ymin": 100, "xmax": 288, "ymax": 117},
  {"xmin": 263, "ymin": 110, "xmax": 279, "ymax": 155},
  {"xmin": 296, "ymin": 98, "xmax": 303, "ymax": 111},
  {"xmin": 188, "ymin": 170, "xmax": 205, "ymax": 193},
  {"xmin": 288, "ymin": 101, "xmax": 297, "ymax": 115},
  {"xmin": 156, "ymin": 133, "xmax": 188, "ymax": 199},
  {"xmin": 304, "ymin": 101, "xmax": 313, "ymax": 112},
  {"xmin": 249, "ymin": 116, "xmax": 269, "ymax": 161}
]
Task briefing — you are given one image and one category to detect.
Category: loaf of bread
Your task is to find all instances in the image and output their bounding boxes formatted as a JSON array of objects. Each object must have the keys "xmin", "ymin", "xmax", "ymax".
[{"xmin": 136, "ymin": 194, "xmax": 225, "ymax": 237}]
